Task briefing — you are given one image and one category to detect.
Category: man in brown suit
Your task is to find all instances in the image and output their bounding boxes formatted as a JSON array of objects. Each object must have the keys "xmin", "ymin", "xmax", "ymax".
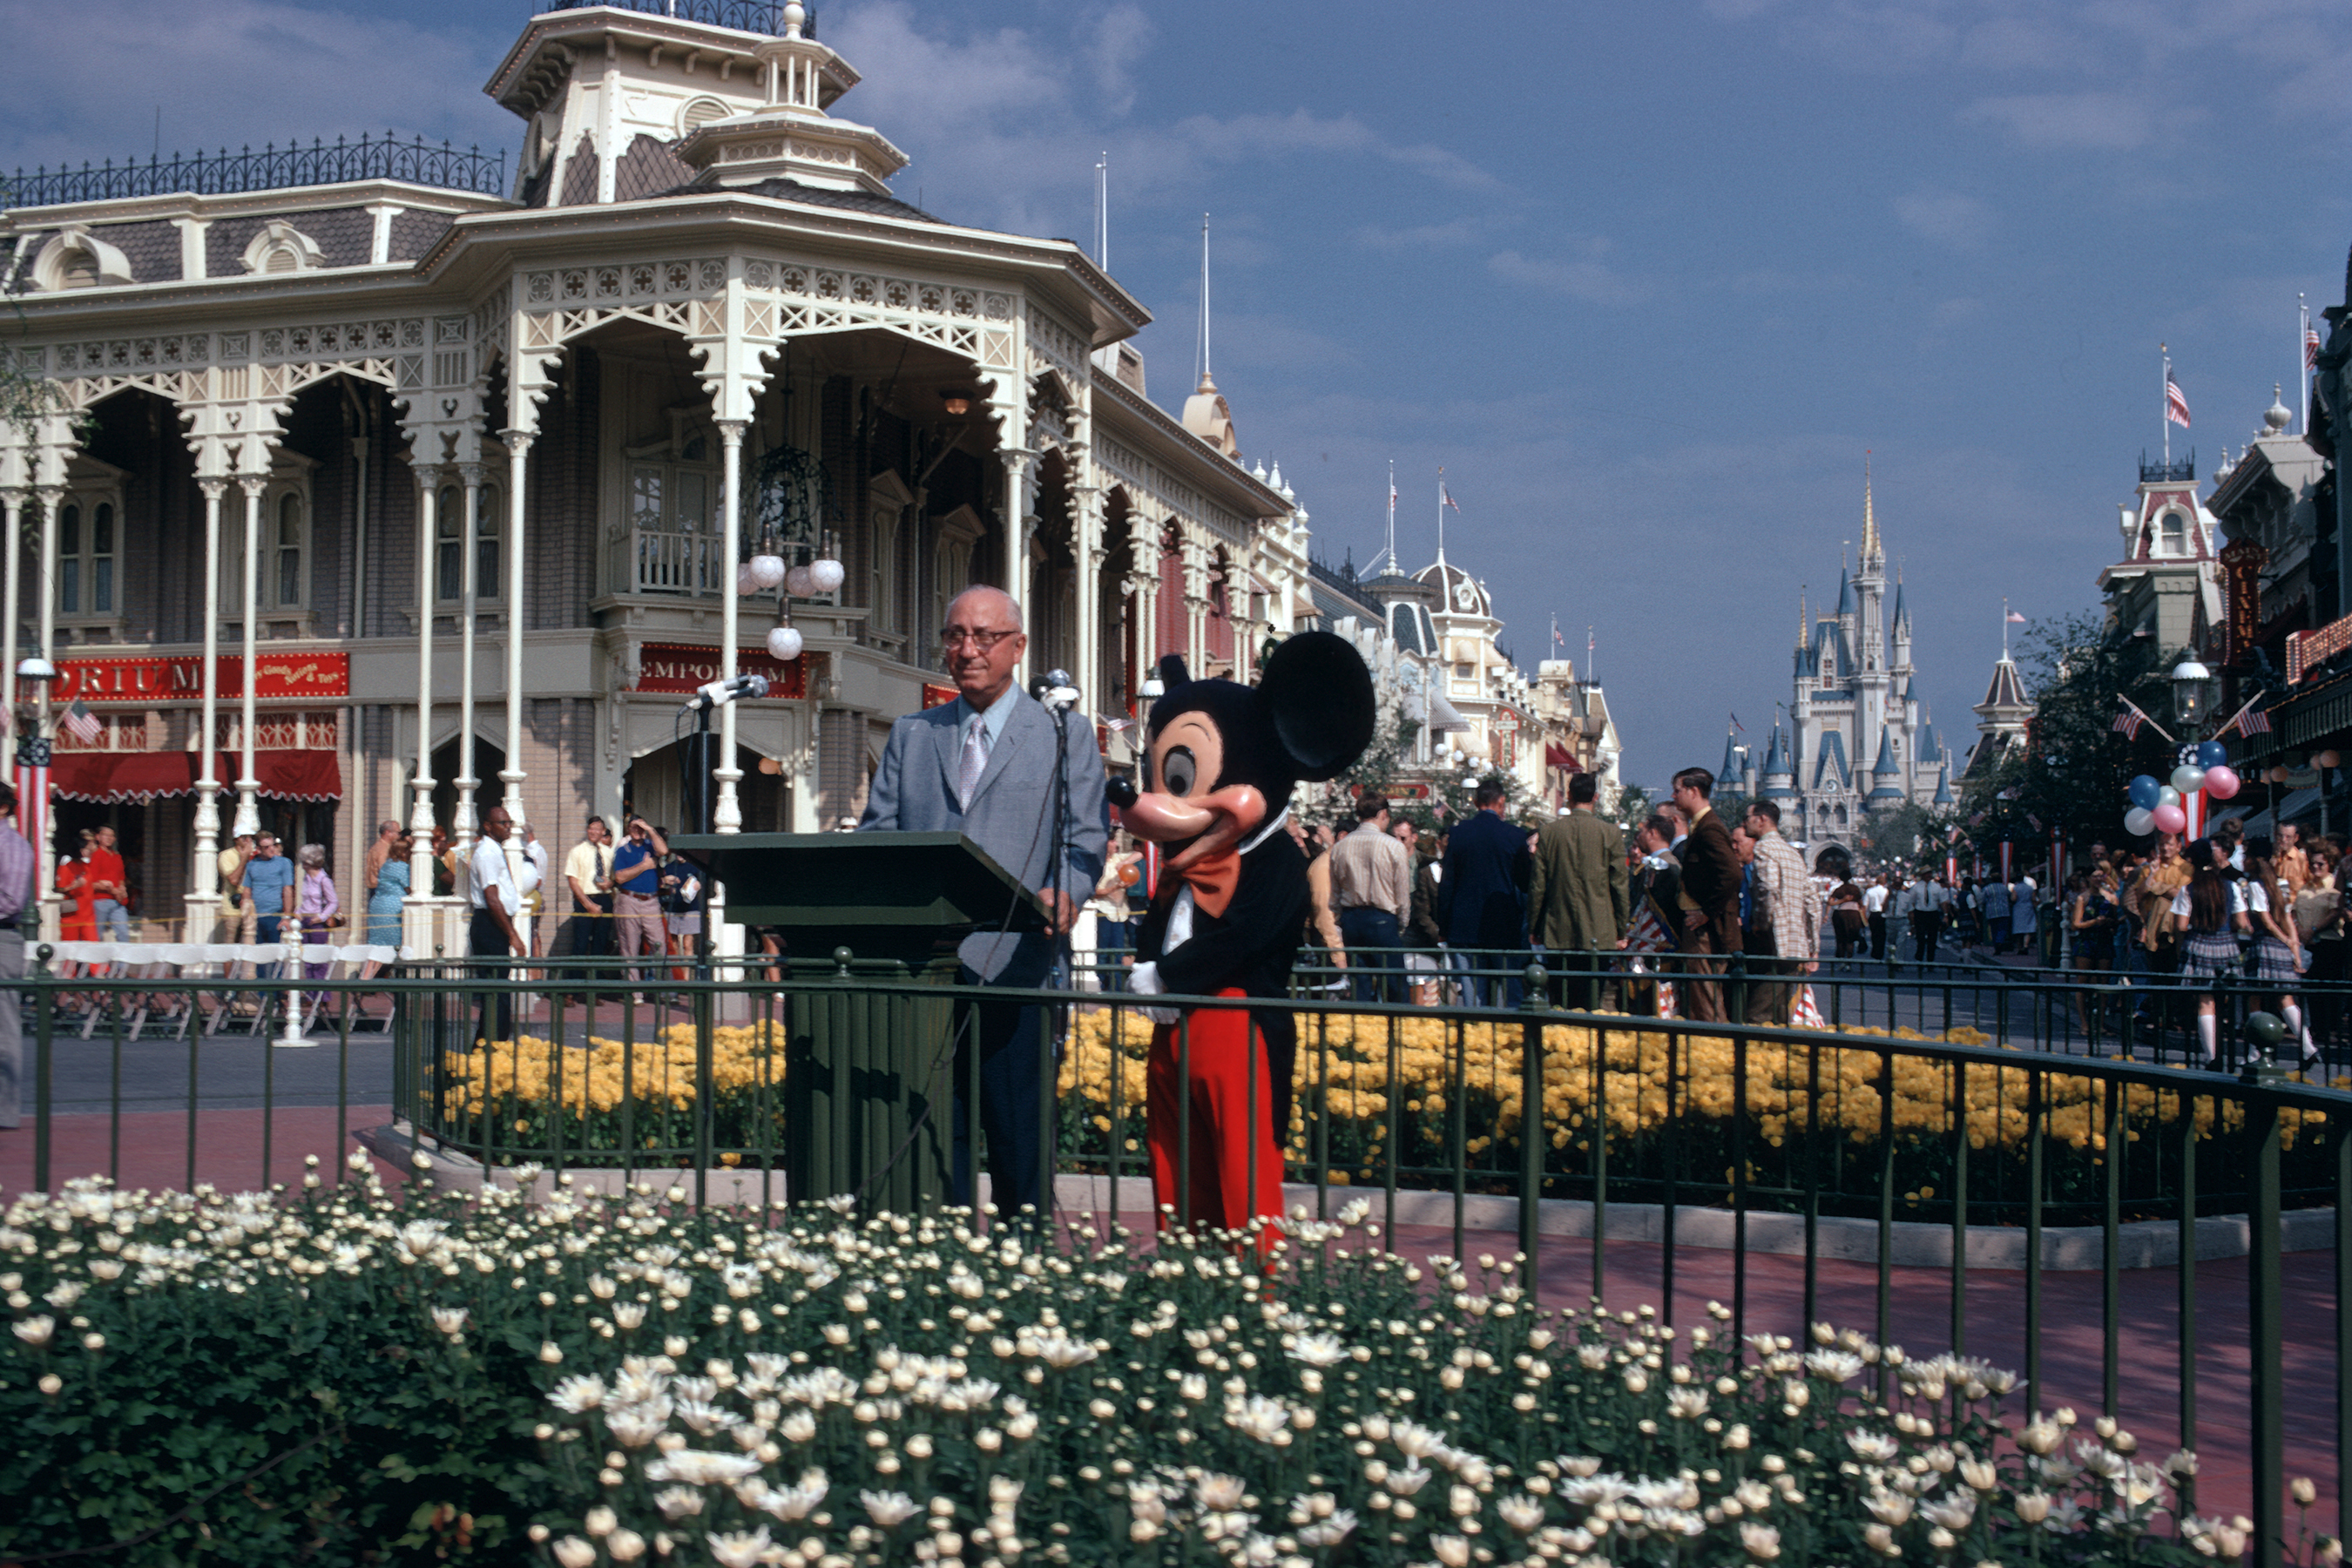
[
  {"xmin": 1531, "ymin": 772, "xmax": 1628, "ymax": 1010},
  {"xmin": 1670, "ymin": 766, "xmax": 1743, "ymax": 1022}
]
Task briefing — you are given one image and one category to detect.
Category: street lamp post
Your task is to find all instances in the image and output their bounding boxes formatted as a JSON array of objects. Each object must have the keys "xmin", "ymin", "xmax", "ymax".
[{"xmin": 2171, "ymin": 658, "xmax": 2215, "ymax": 730}]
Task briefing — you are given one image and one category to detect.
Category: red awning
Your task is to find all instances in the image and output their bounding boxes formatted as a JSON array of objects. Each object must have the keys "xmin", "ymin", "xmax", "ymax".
[
  {"xmin": 1544, "ymin": 742, "xmax": 1579, "ymax": 771},
  {"xmin": 51, "ymin": 752, "xmax": 196, "ymax": 803},
  {"xmin": 256, "ymin": 751, "xmax": 342, "ymax": 802}
]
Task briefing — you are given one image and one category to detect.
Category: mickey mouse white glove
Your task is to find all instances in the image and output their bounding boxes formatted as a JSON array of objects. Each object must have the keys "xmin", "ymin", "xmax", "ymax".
[{"xmin": 1127, "ymin": 961, "xmax": 1179, "ymax": 1026}]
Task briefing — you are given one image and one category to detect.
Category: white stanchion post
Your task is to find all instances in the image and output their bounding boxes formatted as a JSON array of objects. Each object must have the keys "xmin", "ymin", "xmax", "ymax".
[{"xmin": 277, "ymin": 923, "xmax": 311, "ymax": 1048}]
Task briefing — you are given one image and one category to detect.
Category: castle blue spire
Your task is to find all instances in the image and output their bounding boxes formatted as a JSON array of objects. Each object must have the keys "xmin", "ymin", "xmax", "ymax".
[
  {"xmin": 1720, "ymin": 730, "xmax": 1746, "ymax": 786},
  {"xmin": 1933, "ymin": 764, "xmax": 1954, "ymax": 806},
  {"xmin": 1835, "ymin": 565, "xmax": 1855, "ymax": 618},
  {"xmin": 1866, "ymin": 728, "xmax": 1905, "ymax": 804},
  {"xmin": 1761, "ymin": 726, "xmax": 1797, "ymax": 799}
]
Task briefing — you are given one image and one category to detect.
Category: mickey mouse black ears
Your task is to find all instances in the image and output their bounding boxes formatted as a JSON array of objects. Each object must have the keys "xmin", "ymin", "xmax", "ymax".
[{"xmin": 1260, "ymin": 631, "xmax": 1375, "ymax": 781}]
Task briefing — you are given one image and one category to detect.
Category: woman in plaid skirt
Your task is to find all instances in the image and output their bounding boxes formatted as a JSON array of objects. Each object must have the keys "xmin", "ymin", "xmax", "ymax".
[
  {"xmin": 2242, "ymin": 835, "xmax": 2319, "ymax": 1065},
  {"xmin": 2168, "ymin": 838, "xmax": 2249, "ymax": 1064}
]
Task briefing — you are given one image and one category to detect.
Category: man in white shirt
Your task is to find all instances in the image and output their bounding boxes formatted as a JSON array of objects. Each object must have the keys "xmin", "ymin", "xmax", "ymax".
[
  {"xmin": 1862, "ymin": 874, "xmax": 1891, "ymax": 963},
  {"xmin": 470, "ymin": 806, "xmax": 525, "ymax": 1044}
]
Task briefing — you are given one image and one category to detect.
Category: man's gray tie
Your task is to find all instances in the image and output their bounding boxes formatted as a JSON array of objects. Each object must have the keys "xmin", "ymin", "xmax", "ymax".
[{"xmin": 956, "ymin": 720, "xmax": 990, "ymax": 810}]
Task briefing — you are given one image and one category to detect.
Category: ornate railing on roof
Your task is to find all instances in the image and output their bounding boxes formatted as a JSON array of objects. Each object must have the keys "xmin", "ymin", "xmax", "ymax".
[
  {"xmin": 4, "ymin": 135, "xmax": 508, "ymax": 210},
  {"xmin": 2139, "ymin": 450, "xmax": 2196, "ymax": 483},
  {"xmin": 534, "ymin": 0, "xmax": 813, "ymax": 36}
]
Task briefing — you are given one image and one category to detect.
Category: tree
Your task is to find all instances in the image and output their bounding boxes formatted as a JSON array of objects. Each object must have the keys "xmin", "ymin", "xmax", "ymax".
[
  {"xmin": 1600, "ymin": 782, "xmax": 1652, "ymax": 836},
  {"xmin": 1855, "ymin": 799, "xmax": 1958, "ymax": 877},
  {"xmin": 1957, "ymin": 608, "xmax": 2173, "ymax": 861}
]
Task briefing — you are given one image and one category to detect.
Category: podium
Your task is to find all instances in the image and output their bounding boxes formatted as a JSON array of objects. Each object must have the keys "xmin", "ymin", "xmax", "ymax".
[{"xmin": 668, "ymin": 833, "xmax": 1050, "ymax": 1213}]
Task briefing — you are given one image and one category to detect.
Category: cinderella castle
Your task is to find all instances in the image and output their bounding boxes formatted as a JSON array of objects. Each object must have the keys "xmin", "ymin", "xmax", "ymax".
[{"xmin": 1726, "ymin": 469, "xmax": 1955, "ymax": 857}]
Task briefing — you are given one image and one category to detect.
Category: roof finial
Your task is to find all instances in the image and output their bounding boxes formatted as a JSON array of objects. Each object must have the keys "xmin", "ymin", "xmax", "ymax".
[{"xmin": 1862, "ymin": 449, "xmax": 1880, "ymax": 562}]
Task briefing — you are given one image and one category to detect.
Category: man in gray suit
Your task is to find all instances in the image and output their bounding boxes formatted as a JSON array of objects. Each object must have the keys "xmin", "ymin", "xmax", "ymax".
[{"xmin": 858, "ymin": 585, "xmax": 1108, "ymax": 1220}]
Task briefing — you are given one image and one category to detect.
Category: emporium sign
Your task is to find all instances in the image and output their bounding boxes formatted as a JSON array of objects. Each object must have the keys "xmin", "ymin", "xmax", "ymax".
[
  {"xmin": 633, "ymin": 643, "xmax": 808, "ymax": 699},
  {"xmin": 54, "ymin": 652, "xmax": 349, "ymax": 705}
]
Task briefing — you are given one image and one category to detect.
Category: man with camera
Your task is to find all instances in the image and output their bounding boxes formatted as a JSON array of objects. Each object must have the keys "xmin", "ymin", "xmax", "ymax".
[{"xmin": 608, "ymin": 814, "xmax": 668, "ymax": 997}]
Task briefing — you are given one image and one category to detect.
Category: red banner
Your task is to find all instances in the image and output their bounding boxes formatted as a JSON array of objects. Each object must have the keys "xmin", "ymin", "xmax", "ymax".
[
  {"xmin": 922, "ymin": 683, "xmax": 958, "ymax": 710},
  {"xmin": 632, "ymin": 643, "xmax": 807, "ymax": 700},
  {"xmin": 54, "ymin": 652, "xmax": 349, "ymax": 705}
]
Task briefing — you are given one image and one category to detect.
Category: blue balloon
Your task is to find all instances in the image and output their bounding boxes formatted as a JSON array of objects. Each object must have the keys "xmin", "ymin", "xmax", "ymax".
[
  {"xmin": 2127, "ymin": 774, "xmax": 2163, "ymax": 809},
  {"xmin": 2197, "ymin": 740, "xmax": 2229, "ymax": 769}
]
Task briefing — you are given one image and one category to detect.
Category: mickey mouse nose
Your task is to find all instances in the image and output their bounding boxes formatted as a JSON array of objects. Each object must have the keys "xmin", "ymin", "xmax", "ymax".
[{"xmin": 1105, "ymin": 775, "xmax": 1139, "ymax": 811}]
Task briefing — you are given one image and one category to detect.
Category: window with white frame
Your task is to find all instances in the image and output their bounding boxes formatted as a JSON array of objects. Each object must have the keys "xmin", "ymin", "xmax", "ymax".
[
  {"xmin": 218, "ymin": 465, "xmax": 314, "ymax": 621},
  {"xmin": 2157, "ymin": 510, "xmax": 2190, "ymax": 558},
  {"xmin": 626, "ymin": 429, "xmax": 718, "ymax": 595},
  {"xmin": 871, "ymin": 507, "xmax": 899, "ymax": 633},
  {"xmin": 56, "ymin": 497, "xmax": 116, "ymax": 618},
  {"xmin": 435, "ymin": 482, "xmax": 504, "ymax": 604}
]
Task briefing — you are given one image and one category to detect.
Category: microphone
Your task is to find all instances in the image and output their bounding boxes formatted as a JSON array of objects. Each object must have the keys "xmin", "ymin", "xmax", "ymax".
[
  {"xmin": 682, "ymin": 672, "xmax": 771, "ymax": 711},
  {"xmin": 1039, "ymin": 669, "xmax": 1081, "ymax": 713}
]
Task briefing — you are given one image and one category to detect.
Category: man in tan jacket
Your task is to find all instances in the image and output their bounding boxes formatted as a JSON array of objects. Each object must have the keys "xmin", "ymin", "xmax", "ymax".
[{"xmin": 1531, "ymin": 773, "xmax": 1628, "ymax": 1010}]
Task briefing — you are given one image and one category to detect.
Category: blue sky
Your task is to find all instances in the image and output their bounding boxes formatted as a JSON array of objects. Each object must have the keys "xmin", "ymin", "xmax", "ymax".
[{"xmin": 10, "ymin": 0, "xmax": 2351, "ymax": 789}]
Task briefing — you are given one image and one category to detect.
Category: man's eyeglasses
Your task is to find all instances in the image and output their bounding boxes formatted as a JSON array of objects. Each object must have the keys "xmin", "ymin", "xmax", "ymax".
[{"xmin": 940, "ymin": 626, "xmax": 1018, "ymax": 651}]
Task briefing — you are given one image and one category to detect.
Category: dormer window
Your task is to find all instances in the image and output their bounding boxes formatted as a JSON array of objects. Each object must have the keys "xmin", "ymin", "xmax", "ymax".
[
  {"xmin": 2156, "ymin": 509, "xmax": 2190, "ymax": 558},
  {"xmin": 240, "ymin": 220, "xmax": 326, "ymax": 276},
  {"xmin": 30, "ymin": 226, "xmax": 133, "ymax": 292}
]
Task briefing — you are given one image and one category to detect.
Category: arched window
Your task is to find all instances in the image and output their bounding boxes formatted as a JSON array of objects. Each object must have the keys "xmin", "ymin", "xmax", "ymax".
[
  {"xmin": 56, "ymin": 497, "xmax": 116, "ymax": 618},
  {"xmin": 275, "ymin": 492, "xmax": 304, "ymax": 607},
  {"xmin": 436, "ymin": 483, "xmax": 504, "ymax": 604},
  {"xmin": 2158, "ymin": 510, "xmax": 2189, "ymax": 558}
]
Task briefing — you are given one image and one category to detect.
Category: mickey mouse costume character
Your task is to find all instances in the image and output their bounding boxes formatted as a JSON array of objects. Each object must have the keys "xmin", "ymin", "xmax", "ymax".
[{"xmin": 1105, "ymin": 632, "xmax": 1376, "ymax": 1235}]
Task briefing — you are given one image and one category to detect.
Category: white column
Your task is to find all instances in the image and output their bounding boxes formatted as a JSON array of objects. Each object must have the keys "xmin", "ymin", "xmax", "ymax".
[
  {"xmin": 233, "ymin": 476, "xmax": 264, "ymax": 841},
  {"xmin": 499, "ymin": 430, "xmax": 531, "ymax": 879},
  {"xmin": 2, "ymin": 492, "xmax": 19, "ymax": 740},
  {"xmin": 407, "ymin": 470, "xmax": 440, "ymax": 918},
  {"xmin": 714, "ymin": 420, "xmax": 746, "ymax": 834},
  {"xmin": 32, "ymin": 489, "xmax": 57, "ymax": 909},
  {"xmin": 999, "ymin": 448, "xmax": 1036, "ymax": 687},
  {"xmin": 1073, "ymin": 480, "xmax": 1101, "ymax": 707},
  {"xmin": 186, "ymin": 478, "xmax": 226, "ymax": 936},
  {"xmin": 452, "ymin": 463, "xmax": 483, "ymax": 858}
]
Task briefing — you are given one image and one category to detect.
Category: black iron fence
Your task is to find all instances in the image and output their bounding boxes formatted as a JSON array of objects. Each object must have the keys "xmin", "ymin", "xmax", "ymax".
[
  {"xmin": 535, "ymin": 0, "xmax": 810, "ymax": 36},
  {"xmin": 4, "ymin": 135, "xmax": 508, "ymax": 209},
  {"xmin": 10, "ymin": 947, "xmax": 2349, "ymax": 1560}
]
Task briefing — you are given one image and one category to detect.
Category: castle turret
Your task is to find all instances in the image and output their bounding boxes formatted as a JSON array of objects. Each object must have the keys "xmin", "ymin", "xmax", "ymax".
[
  {"xmin": 1761, "ymin": 725, "xmax": 1797, "ymax": 801},
  {"xmin": 1720, "ymin": 732, "xmax": 1747, "ymax": 792},
  {"xmin": 1866, "ymin": 727, "xmax": 1906, "ymax": 809}
]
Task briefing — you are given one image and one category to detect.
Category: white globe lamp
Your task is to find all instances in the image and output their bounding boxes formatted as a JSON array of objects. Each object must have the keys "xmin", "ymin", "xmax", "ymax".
[{"xmin": 766, "ymin": 625, "xmax": 804, "ymax": 661}]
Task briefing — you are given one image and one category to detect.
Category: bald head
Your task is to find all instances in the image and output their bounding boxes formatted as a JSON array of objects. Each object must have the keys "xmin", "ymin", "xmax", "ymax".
[{"xmin": 942, "ymin": 585, "xmax": 1026, "ymax": 708}]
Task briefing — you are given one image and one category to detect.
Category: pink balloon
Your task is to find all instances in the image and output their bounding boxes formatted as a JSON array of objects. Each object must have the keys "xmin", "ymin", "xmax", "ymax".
[
  {"xmin": 2204, "ymin": 766, "xmax": 2241, "ymax": 801},
  {"xmin": 2151, "ymin": 802, "xmax": 2187, "ymax": 835}
]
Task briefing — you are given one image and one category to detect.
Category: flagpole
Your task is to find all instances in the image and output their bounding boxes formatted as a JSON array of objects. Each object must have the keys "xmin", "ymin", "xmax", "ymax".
[
  {"xmin": 2161, "ymin": 343, "xmax": 2171, "ymax": 468},
  {"xmin": 2302, "ymin": 294, "xmax": 2312, "ymax": 434},
  {"xmin": 1386, "ymin": 458, "xmax": 1396, "ymax": 573},
  {"xmin": 1436, "ymin": 469, "xmax": 1445, "ymax": 565}
]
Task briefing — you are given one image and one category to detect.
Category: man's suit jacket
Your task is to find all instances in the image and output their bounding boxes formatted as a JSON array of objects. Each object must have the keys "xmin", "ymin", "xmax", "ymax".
[
  {"xmin": 1676, "ymin": 807, "xmax": 1743, "ymax": 955},
  {"xmin": 1436, "ymin": 809, "xmax": 1533, "ymax": 950},
  {"xmin": 1530, "ymin": 809, "xmax": 1627, "ymax": 952},
  {"xmin": 858, "ymin": 690, "xmax": 1109, "ymax": 983}
]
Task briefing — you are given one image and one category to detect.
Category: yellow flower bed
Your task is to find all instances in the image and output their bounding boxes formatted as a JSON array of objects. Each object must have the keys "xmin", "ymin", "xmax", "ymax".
[
  {"xmin": 1058, "ymin": 1010, "xmax": 2336, "ymax": 1158},
  {"xmin": 435, "ymin": 1010, "xmax": 2335, "ymax": 1159},
  {"xmin": 443, "ymin": 1023, "xmax": 788, "ymax": 1119}
]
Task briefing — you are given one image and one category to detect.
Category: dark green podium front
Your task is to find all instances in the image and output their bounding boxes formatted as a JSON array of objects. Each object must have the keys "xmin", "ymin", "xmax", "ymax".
[{"xmin": 671, "ymin": 833, "xmax": 1048, "ymax": 1213}]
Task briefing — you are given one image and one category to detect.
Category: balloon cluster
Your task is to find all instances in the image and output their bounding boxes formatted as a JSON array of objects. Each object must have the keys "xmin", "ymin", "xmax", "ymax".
[{"xmin": 2123, "ymin": 740, "xmax": 2239, "ymax": 837}]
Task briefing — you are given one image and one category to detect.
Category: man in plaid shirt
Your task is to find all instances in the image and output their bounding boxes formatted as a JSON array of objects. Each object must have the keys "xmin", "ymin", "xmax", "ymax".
[{"xmin": 1740, "ymin": 800, "xmax": 1820, "ymax": 1025}]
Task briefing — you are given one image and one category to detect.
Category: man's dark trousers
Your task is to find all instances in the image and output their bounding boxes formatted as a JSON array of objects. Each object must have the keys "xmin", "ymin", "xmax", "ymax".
[
  {"xmin": 950, "ymin": 975, "xmax": 1051, "ymax": 1220},
  {"xmin": 1338, "ymin": 907, "xmax": 1402, "ymax": 1004},
  {"xmin": 470, "ymin": 909, "xmax": 513, "ymax": 1044}
]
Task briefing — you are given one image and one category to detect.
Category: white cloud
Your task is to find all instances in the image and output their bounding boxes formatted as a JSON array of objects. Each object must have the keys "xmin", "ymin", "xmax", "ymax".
[
  {"xmin": 1963, "ymin": 91, "xmax": 2163, "ymax": 151},
  {"xmin": 1488, "ymin": 246, "xmax": 1651, "ymax": 307},
  {"xmin": 0, "ymin": 0, "xmax": 510, "ymax": 173},
  {"xmin": 1893, "ymin": 189, "xmax": 1995, "ymax": 248}
]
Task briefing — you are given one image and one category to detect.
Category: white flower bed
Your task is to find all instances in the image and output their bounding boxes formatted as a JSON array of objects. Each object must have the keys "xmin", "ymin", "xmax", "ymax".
[{"xmin": 1, "ymin": 1162, "xmax": 2338, "ymax": 1566}]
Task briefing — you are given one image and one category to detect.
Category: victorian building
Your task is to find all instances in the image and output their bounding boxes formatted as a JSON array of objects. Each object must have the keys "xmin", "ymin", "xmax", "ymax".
[
  {"xmin": 2099, "ymin": 449, "xmax": 2221, "ymax": 655},
  {"xmin": 0, "ymin": 0, "xmax": 1307, "ymax": 948}
]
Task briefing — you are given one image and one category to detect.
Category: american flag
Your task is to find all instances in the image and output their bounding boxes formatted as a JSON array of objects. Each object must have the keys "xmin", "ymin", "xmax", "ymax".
[
  {"xmin": 1625, "ymin": 902, "xmax": 1675, "ymax": 956},
  {"xmin": 1441, "ymin": 475, "xmax": 1463, "ymax": 514},
  {"xmin": 2239, "ymin": 704, "xmax": 2272, "ymax": 736},
  {"xmin": 2308, "ymin": 322, "xmax": 2324, "ymax": 368},
  {"xmin": 2166, "ymin": 372, "xmax": 2193, "ymax": 429},
  {"xmin": 62, "ymin": 700, "xmax": 100, "ymax": 745},
  {"xmin": 2112, "ymin": 700, "xmax": 2145, "ymax": 740}
]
